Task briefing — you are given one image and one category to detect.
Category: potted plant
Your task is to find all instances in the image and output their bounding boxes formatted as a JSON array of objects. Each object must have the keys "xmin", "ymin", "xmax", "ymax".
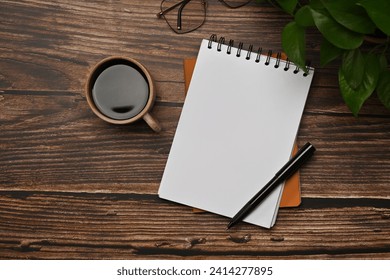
[{"xmin": 259, "ymin": 0, "xmax": 390, "ymax": 116}]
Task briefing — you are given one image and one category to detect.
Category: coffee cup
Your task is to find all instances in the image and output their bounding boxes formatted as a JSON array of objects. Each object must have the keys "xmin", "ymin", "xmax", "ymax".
[{"xmin": 86, "ymin": 56, "xmax": 161, "ymax": 132}]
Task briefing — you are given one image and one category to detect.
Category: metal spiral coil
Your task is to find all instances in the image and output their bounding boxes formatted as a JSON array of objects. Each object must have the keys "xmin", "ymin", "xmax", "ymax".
[
  {"xmin": 217, "ymin": 37, "xmax": 225, "ymax": 52},
  {"xmin": 236, "ymin": 42, "xmax": 243, "ymax": 57},
  {"xmin": 208, "ymin": 34, "xmax": 217, "ymax": 49},
  {"xmin": 246, "ymin": 44, "xmax": 253, "ymax": 60},
  {"xmin": 227, "ymin": 39, "xmax": 234, "ymax": 54},
  {"xmin": 207, "ymin": 34, "xmax": 310, "ymax": 76}
]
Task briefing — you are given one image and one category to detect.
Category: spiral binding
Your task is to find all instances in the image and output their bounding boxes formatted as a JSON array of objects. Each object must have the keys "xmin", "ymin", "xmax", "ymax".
[
  {"xmin": 217, "ymin": 37, "xmax": 225, "ymax": 52},
  {"xmin": 246, "ymin": 44, "xmax": 253, "ymax": 60},
  {"xmin": 236, "ymin": 42, "xmax": 243, "ymax": 57},
  {"xmin": 227, "ymin": 39, "xmax": 234, "ymax": 55},
  {"xmin": 207, "ymin": 34, "xmax": 311, "ymax": 76},
  {"xmin": 265, "ymin": 50, "xmax": 272, "ymax": 65}
]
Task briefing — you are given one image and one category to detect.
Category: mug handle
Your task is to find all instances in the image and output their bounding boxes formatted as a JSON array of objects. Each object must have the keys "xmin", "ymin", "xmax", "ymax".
[{"xmin": 143, "ymin": 112, "xmax": 162, "ymax": 132}]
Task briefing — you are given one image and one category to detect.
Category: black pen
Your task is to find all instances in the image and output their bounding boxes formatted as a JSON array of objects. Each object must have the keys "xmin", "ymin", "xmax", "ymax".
[{"xmin": 227, "ymin": 142, "xmax": 316, "ymax": 229}]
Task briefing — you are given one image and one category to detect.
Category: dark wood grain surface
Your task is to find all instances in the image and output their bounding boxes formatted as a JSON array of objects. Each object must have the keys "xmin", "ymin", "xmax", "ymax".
[{"xmin": 0, "ymin": 0, "xmax": 389, "ymax": 259}]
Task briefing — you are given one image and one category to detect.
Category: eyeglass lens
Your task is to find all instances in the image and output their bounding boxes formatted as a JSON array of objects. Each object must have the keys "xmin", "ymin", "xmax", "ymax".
[{"xmin": 160, "ymin": 0, "xmax": 206, "ymax": 34}]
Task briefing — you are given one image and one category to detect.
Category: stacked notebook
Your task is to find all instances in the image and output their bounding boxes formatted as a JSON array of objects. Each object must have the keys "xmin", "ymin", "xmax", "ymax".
[{"xmin": 159, "ymin": 35, "xmax": 314, "ymax": 228}]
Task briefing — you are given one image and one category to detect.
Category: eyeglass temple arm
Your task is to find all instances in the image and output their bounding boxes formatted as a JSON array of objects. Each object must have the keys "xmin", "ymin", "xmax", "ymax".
[
  {"xmin": 156, "ymin": 0, "xmax": 187, "ymax": 17},
  {"xmin": 177, "ymin": 0, "xmax": 192, "ymax": 30}
]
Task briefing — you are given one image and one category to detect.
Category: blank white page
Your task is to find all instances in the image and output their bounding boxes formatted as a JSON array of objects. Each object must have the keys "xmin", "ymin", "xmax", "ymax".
[{"xmin": 159, "ymin": 38, "xmax": 314, "ymax": 228}]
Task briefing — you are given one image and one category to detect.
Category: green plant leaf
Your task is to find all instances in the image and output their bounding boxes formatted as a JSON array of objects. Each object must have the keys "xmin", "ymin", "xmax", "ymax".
[
  {"xmin": 310, "ymin": 0, "xmax": 324, "ymax": 10},
  {"xmin": 295, "ymin": 5, "xmax": 315, "ymax": 27},
  {"xmin": 275, "ymin": 0, "xmax": 298, "ymax": 15},
  {"xmin": 379, "ymin": 54, "xmax": 388, "ymax": 70},
  {"xmin": 282, "ymin": 21, "xmax": 306, "ymax": 71},
  {"xmin": 339, "ymin": 54, "xmax": 381, "ymax": 116},
  {"xmin": 321, "ymin": 0, "xmax": 376, "ymax": 34},
  {"xmin": 358, "ymin": 0, "xmax": 390, "ymax": 35},
  {"xmin": 341, "ymin": 49, "xmax": 365, "ymax": 89},
  {"xmin": 310, "ymin": 8, "xmax": 364, "ymax": 50},
  {"xmin": 376, "ymin": 70, "xmax": 390, "ymax": 110},
  {"xmin": 320, "ymin": 38, "xmax": 343, "ymax": 66}
]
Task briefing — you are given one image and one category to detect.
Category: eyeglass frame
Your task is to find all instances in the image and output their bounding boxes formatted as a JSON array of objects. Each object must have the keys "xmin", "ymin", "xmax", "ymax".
[{"xmin": 157, "ymin": 0, "xmax": 252, "ymax": 34}]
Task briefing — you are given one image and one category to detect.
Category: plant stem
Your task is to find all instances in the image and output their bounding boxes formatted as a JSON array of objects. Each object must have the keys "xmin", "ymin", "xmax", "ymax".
[{"xmin": 364, "ymin": 35, "xmax": 388, "ymax": 44}]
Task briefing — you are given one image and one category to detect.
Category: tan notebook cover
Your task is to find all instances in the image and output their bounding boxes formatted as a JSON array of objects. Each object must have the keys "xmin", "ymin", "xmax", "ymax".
[{"xmin": 184, "ymin": 57, "xmax": 301, "ymax": 208}]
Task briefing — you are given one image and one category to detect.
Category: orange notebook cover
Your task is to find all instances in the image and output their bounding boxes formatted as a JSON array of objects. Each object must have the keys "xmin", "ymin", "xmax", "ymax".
[{"xmin": 184, "ymin": 57, "xmax": 301, "ymax": 208}]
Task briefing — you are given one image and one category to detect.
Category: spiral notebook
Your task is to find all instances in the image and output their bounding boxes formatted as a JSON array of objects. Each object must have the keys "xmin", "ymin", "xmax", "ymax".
[
  {"xmin": 183, "ymin": 57, "xmax": 302, "ymax": 209},
  {"xmin": 159, "ymin": 35, "xmax": 314, "ymax": 228}
]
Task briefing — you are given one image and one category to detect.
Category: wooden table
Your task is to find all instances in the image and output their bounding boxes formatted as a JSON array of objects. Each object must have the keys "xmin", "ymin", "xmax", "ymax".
[{"xmin": 1, "ymin": 0, "xmax": 389, "ymax": 259}]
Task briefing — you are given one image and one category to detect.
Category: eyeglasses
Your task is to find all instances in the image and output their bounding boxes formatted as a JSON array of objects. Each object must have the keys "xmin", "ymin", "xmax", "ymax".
[{"xmin": 157, "ymin": 0, "xmax": 252, "ymax": 34}]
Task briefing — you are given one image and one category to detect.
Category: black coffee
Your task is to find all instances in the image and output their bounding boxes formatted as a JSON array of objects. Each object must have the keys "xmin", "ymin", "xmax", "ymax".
[{"xmin": 92, "ymin": 63, "xmax": 149, "ymax": 120}]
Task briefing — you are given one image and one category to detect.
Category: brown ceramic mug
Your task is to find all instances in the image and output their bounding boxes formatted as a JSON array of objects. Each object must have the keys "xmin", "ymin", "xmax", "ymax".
[{"xmin": 86, "ymin": 56, "xmax": 161, "ymax": 132}]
